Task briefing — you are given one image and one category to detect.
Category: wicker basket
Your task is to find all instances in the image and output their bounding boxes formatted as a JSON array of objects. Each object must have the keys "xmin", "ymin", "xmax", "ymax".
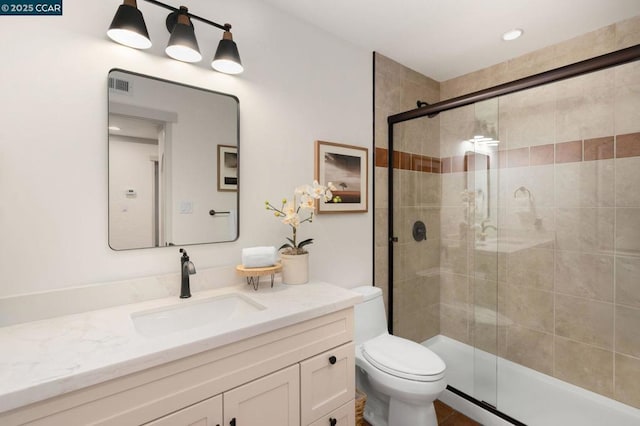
[{"xmin": 355, "ymin": 389, "xmax": 367, "ymax": 426}]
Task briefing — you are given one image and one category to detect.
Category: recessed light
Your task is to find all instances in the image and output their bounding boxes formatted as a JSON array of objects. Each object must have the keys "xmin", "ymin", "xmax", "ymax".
[{"xmin": 502, "ymin": 29, "xmax": 523, "ymax": 41}]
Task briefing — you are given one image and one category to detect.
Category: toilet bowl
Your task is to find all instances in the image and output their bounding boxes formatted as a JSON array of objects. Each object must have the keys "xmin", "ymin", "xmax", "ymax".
[{"xmin": 352, "ymin": 286, "xmax": 446, "ymax": 426}]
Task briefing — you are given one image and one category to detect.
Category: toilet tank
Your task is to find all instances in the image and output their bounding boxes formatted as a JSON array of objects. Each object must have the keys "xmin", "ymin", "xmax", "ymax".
[{"xmin": 352, "ymin": 286, "xmax": 388, "ymax": 345}]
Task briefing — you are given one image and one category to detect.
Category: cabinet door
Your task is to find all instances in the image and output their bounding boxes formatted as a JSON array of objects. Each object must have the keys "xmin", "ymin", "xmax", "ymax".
[
  {"xmin": 308, "ymin": 400, "xmax": 355, "ymax": 426},
  {"xmin": 300, "ymin": 343, "xmax": 355, "ymax": 425},
  {"xmin": 145, "ymin": 394, "xmax": 222, "ymax": 426},
  {"xmin": 224, "ymin": 365, "xmax": 300, "ymax": 426}
]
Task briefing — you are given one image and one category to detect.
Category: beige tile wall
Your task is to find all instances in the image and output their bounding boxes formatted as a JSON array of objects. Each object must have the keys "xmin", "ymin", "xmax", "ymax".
[
  {"xmin": 437, "ymin": 58, "xmax": 640, "ymax": 409},
  {"xmin": 373, "ymin": 53, "xmax": 441, "ymax": 343},
  {"xmin": 374, "ymin": 15, "xmax": 640, "ymax": 409}
]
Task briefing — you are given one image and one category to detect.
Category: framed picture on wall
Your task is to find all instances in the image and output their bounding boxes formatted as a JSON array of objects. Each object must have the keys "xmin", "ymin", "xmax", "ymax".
[
  {"xmin": 314, "ymin": 140, "xmax": 368, "ymax": 213},
  {"xmin": 217, "ymin": 145, "xmax": 238, "ymax": 191}
]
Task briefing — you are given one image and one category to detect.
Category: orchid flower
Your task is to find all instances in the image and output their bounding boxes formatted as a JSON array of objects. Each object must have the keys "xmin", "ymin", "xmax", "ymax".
[{"xmin": 264, "ymin": 180, "xmax": 336, "ymax": 255}]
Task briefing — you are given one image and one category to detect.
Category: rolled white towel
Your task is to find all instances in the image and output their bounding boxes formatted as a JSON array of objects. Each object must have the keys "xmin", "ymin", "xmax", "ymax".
[{"xmin": 242, "ymin": 246, "xmax": 278, "ymax": 268}]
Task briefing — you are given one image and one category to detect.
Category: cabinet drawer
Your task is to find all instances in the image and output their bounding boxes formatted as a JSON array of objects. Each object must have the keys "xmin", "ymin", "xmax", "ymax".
[
  {"xmin": 300, "ymin": 343, "xmax": 354, "ymax": 425},
  {"xmin": 145, "ymin": 394, "xmax": 222, "ymax": 426},
  {"xmin": 224, "ymin": 365, "xmax": 300, "ymax": 426},
  {"xmin": 308, "ymin": 400, "xmax": 355, "ymax": 426}
]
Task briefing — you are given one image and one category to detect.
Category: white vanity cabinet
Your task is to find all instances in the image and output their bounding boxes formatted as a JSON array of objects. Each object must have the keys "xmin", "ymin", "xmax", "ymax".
[
  {"xmin": 144, "ymin": 365, "xmax": 300, "ymax": 426},
  {"xmin": 146, "ymin": 344, "xmax": 355, "ymax": 426},
  {"xmin": 300, "ymin": 343, "xmax": 355, "ymax": 425},
  {"xmin": 308, "ymin": 400, "xmax": 356, "ymax": 426},
  {"xmin": 0, "ymin": 308, "xmax": 355, "ymax": 426},
  {"xmin": 145, "ymin": 394, "xmax": 223, "ymax": 426},
  {"xmin": 224, "ymin": 364, "xmax": 300, "ymax": 426}
]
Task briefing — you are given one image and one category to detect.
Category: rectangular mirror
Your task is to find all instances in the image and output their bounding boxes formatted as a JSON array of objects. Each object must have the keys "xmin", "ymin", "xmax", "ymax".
[{"xmin": 108, "ymin": 69, "xmax": 239, "ymax": 250}]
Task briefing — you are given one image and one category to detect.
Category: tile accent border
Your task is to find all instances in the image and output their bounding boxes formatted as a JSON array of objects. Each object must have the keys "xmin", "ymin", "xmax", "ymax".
[{"xmin": 376, "ymin": 132, "xmax": 640, "ymax": 173}]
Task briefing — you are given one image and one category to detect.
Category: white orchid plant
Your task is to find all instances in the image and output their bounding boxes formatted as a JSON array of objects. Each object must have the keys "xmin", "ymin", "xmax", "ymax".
[{"xmin": 265, "ymin": 181, "xmax": 337, "ymax": 255}]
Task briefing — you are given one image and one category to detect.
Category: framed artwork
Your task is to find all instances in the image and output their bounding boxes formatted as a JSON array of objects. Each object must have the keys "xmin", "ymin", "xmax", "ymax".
[
  {"xmin": 217, "ymin": 145, "xmax": 238, "ymax": 191},
  {"xmin": 314, "ymin": 140, "xmax": 368, "ymax": 213}
]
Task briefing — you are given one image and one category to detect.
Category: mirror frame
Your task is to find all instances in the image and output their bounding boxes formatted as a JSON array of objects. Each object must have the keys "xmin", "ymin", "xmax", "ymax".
[{"xmin": 108, "ymin": 68, "xmax": 240, "ymax": 250}]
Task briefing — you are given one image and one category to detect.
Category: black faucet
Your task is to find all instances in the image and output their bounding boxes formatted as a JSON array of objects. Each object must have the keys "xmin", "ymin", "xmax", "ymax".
[{"xmin": 179, "ymin": 248, "xmax": 196, "ymax": 298}]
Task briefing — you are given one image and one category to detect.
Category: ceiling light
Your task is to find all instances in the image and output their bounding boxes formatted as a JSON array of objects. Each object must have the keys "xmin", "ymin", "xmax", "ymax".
[
  {"xmin": 108, "ymin": 126, "xmax": 121, "ymax": 131},
  {"xmin": 502, "ymin": 29, "xmax": 523, "ymax": 41},
  {"xmin": 107, "ymin": 0, "xmax": 152, "ymax": 49}
]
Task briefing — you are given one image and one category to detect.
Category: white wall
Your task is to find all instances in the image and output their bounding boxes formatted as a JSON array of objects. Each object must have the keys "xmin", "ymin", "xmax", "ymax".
[
  {"xmin": 108, "ymin": 136, "xmax": 157, "ymax": 249},
  {"xmin": 0, "ymin": 0, "xmax": 372, "ymax": 297}
]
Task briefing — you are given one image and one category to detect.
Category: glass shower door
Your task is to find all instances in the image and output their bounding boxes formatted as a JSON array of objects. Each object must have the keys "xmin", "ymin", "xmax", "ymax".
[
  {"xmin": 389, "ymin": 116, "xmax": 442, "ymax": 345},
  {"xmin": 388, "ymin": 99, "xmax": 501, "ymax": 408},
  {"xmin": 469, "ymin": 99, "xmax": 501, "ymax": 408}
]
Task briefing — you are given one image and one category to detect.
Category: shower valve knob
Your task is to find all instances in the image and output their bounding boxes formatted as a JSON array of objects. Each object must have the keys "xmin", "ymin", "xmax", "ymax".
[{"xmin": 413, "ymin": 221, "xmax": 427, "ymax": 242}]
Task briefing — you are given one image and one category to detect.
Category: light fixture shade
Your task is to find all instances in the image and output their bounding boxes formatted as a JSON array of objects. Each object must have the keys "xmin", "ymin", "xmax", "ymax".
[
  {"xmin": 212, "ymin": 31, "xmax": 243, "ymax": 74},
  {"xmin": 165, "ymin": 12, "xmax": 202, "ymax": 63},
  {"xmin": 107, "ymin": 0, "xmax": 152, "ymax": 49}
]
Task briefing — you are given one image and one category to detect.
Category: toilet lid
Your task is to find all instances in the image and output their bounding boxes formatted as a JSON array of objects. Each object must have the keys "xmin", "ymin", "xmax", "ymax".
[{"xmin": 362, "ymin": 334, "xmax": 446, "ymax": 382}]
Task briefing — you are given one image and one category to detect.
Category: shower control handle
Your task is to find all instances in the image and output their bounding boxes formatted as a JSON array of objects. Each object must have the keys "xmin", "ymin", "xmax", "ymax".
[
  {"xmin": 328, "ymin": 355, "xmax": 337, "ymax": 365},
  {"xmin": 413, "ymin": 221, "xmax": 427, "ymax": 242}
]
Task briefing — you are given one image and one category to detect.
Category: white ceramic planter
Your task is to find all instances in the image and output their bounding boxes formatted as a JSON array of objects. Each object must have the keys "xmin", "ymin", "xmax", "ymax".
[{"xmin": 280, "ymin": 253, "xmax": 309, "ymax": 285}]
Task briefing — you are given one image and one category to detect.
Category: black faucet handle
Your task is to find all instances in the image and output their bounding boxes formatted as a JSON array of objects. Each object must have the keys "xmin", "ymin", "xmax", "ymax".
[{"xmin": 179, "ymin": 248, "xmax": 193, "ymax": 299}]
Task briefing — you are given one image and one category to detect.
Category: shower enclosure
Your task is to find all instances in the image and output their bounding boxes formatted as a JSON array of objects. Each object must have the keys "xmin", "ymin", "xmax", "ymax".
[{"xmin": 378, "ymin": 45, "xmax": 640, "ymax": 425}]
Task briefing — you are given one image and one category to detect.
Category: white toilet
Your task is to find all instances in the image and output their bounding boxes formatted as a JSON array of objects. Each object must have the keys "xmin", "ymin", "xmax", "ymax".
[{"xmin": 352, "ymin": 286, "xmax": 447, "ymax": 426}]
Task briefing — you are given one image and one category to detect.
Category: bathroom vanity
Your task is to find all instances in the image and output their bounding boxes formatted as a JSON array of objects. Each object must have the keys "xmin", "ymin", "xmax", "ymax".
[{"xmin": 0, "ymin": 282, "xmax": 360, "ymax": 425}]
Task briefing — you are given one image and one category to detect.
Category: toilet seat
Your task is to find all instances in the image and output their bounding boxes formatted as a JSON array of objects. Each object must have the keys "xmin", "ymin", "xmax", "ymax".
[{"xmin": 362, "ymin": 334, "xmax": 446, "ymax": 382}]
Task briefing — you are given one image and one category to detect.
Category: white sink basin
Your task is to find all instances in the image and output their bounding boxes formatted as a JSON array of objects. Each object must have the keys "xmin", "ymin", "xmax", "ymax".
[
  {"xmin": 475, "ymin": 236, "xmax": 553, "ymax": 254},
  {"xmin": 131, "ymin": 293, "xmax": 266, "ymax": 337}
]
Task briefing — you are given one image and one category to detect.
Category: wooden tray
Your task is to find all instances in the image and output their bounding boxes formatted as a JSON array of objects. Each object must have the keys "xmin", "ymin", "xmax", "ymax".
[{"xmin": 236, "ymin": 263, "xmax": 282, "ymax": 290}]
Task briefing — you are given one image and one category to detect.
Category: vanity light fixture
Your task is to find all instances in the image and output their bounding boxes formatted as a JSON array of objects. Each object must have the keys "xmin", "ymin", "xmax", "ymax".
[
  {"xmin": 211, "ymin": 29, "xmax": 243, "ymax": 74},
  {"xmin": 107, "ymin": 0, "xmax": 243, "ymax": 74},
  {"xmin": 165, "ymin": 6, "xmax": 202, "ymax": 63},
  {"xmin": 468, "ymin": 120, "xmax": 499, "ymax": 147},
  {"xmin": 107, "ymin": 0, "xmax": 152, "ymax": 49},
  {"xmin": 471, "ymin": 135, "xmax": 500, "ymax": 146}
]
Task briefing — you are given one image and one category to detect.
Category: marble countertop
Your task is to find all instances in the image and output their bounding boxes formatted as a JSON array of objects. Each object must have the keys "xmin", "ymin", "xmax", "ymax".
[{"xmin": 0, "ymin": 281, "xmax": 361, "ymax": 413}]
